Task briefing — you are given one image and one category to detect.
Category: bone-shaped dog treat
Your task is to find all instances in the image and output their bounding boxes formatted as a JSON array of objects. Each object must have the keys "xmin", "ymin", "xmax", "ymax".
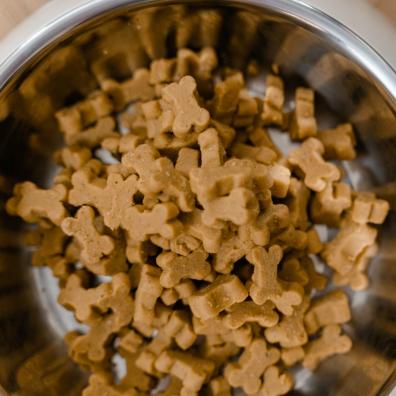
[
  {"xmin": 56, "ymin": 146, "xmax": 92, "ymax": 170},
  {"xmin": 281, "ymin": 347, "xmax": 305, "ymax": 367},
  {"xmin": 265, "ymin": 298, "xmax": 309, "ymax": 347},
  {"xmin": 198, "ymin": 128, "xmax": 225, "ymax": 168},
  {"xmin": 154, "ymin": 350, "xmax": 215, "ymax": 395},
  {"xmin": 182, "ymin": 209, "xmax": 223, "ymax": 253},
  {"xmin": 211, "ymin": 119, "xmax": 236, "ymax": 148},
  {"xmin": 304, "ymin": 289, "xmax": 351, "ymax": 335},
  {"xmin": 201, "ymin": 187, "xmax": 260, "ymax": 227},
  {"xmin": 311, "ymin": 182, "xmax": 352, "ymax": 227},
  {"xmin": 190, "ymin": 158, "xmax": 272, "ymax": 204},
  {"xmin": 122, "ymin": 144, "xmax": 195, "ymax": 212},
  {"xmin": 102, "ymin": 68, "xmax": 155, "ymax": 111},
  {"xmin": 134, "ymin": 265, "xmax": 163, "ymax": 327},
  {"xmin": 161, "ymin": 279, "xmax": 197, "ymax": 306},
  {"xmin": 66, "ymin": 116, "xmax": 119, "ymax": 148},
  {"xmin": 231, "ymin": 143, "xmax": 277, "ymax": 165},
  {"xmin": 58, "ymin": 272, "xmax": 112, "ymax": 323},
  {"xmin": 288, "ymin": 138, "xmax": 340, "ymax": 192},
  {"xmin": 69, "ymin": 169, "xmax": 138, "ymax": 230},
  {"xmin": 188, "ymin": 275, "xmax": 248, "ymax": 320},
  {"xmin": 56, "ymin": 91, "xmax": 113, "ymax": 137},
  {"xmin": 82, "ymin": 372, "xmax": 137, "ymax": 396},
  {"xmin": 122, "ymin": 203, "xmax": 182, "ymax": 242},
  {"xmin": 303, "ymin": 325, "xmax": 352, "ymax": 370},
  {"xmin": 61, "ymin": 206, "xmax": 115, "ymax": 264},
  {"xmin": 290, "ymin": 87, "xmax": 317, "ymax": 140},
  {"xmin": 67, "ymin": 273, "xmax": 134, "ymax": 363},
  {"xmin": 286, "ymin": 178, "xmax": 311, "ymax": 231},
  {"xmin": 157, "ymin": 249, "xmax": 211, "ymax": 288},
  {"xmin": 224, "ymin": 338, "xmax": 280, "ymax": 394},
  {"xmin": 169, "ymin": 233, "xmax": 201, "ymax": 256},
  {"xmin": 176, "ymin": 147, "xmax": 199, "ymax": 177},
  {"xmin": 136, "ymin": 310, "xmax": 196, "ymax": 375},
  {"xmin": 279, "ymin": 257, "xmax": 309, "ymax": 287},
  {"xmin": 269, "ymin": 164, "xmax": 291, "ymax": 198},
  {"xmin": 102, "ymin": 134, "xmax": 142, "ymax": 155},
  {"xmin": 162, "ymin": 75, "xmax": 210, "ymax": 137},
  {"xmin": 224, "ymin": 301, "xmax": 279, "ymax": 329},
  {"xmin": 321, "ymin": 220, "xmax": 377, "ymax": 275},
  {"xmin": 300, "ymin": 256, "xmax": 327, "ymax": 292},
  {"xmin": 350, "ymin": 192, "xmax": 390, "ymax": 225},
  {"xmin": 332, "ymin": 243, "xmax": 377, "ymax": 291},
  {"xmin": 261, "ymin": 74, "xmax": 285, "ymax": 127},
  {"xmin": 141, "ymin": 99, "xmax": 174, "ymax": 139},
  {"xmin": 150, "ymin": 58, "xmax": 176, "ymax": 85},
  {"xmin": 270, "ymin": 225, "xmax": 308, "ymax": 251},
  {"xmin": 209, "ymin": 72, "xmax": 244, "ymax": 123},
  {"xmin": 248, "ymin": 127, "xmax": 280, "ymax": 154},
  {"xmin": 318, "ymin": 123, "xmax": 356, "ymax": 160},
  {"xmin": 7, "ymin": 182, "xmax": 68, "ymax": 226},
  {"xmin": 233, "ymin": 89, "xmax": 259, "ymax": 128},
  {"xmin": 205, "ymin": 376, "xmax": 232, "ymax": 396},
  {"xmin": 252, "ymin": 366, "xmax": 294, "ymax": 396},
  {"xmin": 200, "ymin": 337, "xmax": 240, "ymax": 368},
  {"xmin": 247, "ymin": 246, "xmax": 304, "ymax": 315}
]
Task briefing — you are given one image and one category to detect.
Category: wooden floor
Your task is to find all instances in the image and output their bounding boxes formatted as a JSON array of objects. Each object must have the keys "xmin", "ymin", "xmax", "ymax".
[{"xmin": 0, "ymin": 0, "xmax": 395, "ymax": 39}]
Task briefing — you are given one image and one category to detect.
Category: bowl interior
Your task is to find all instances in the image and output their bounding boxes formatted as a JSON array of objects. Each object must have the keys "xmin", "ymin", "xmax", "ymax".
[{"xmin": 0, "ymin": 1, "xmax": 395, "ymax": 395}]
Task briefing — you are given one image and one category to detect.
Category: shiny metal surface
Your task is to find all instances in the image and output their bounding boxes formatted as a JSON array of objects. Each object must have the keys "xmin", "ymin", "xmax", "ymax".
[{"xmin": 0, "ymin": 1, "xmax": 395, "ymax": 395}]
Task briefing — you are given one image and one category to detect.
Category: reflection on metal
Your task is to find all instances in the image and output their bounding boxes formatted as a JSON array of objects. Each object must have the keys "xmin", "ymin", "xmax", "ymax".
[{"xmin": 0, "ymin": 1, "xmax": 395, "ymax": 395}]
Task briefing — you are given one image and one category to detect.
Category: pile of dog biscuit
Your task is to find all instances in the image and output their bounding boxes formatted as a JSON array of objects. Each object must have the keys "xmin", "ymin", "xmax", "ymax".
[{"xmin": 6, "ymin": 46, "xmax": 389, "ymax": 396}]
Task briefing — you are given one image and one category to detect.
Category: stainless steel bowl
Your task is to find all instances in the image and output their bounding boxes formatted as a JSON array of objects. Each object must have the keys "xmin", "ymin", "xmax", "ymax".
[{"xmin": 0, "ymin": 1, "xmax": 395, "ymax": 395}]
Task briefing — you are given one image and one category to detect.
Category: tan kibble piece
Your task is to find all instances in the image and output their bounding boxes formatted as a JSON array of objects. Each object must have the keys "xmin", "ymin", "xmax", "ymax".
[
  {"xmin": 271, "ymin": 225, "xmax": 308, "ymax": 251},
  {"xmin": 247, "ymin": 246, "xmax": 304, "ymax": 315},
  {"xmin": 279, "ymin": 257, "xmax": 309, "ymax": 286},
  {"xmin": 303, "ymin": 325, "xmax": 352, "ymax": 370},
  {"xmin": 198, "ymin": 128, "xmax": 225, "ymax": 168},
  {"xmin": 66, "ymin": 116, "xmax": 119, "ymax": 148},
  {"xmin": 157, "ymin": 249, "xmax": 211, "ymax": 288},
  {"xmin": 101, "ymin": 134, "xmax": 142, "ymax": 155},
  {"xmin": 188, "ymin": 275, "xmax": 248, "ymax": 320},
  {"xmin": 306, "ymin": 228, "xmax": 323, "ymax": 254},
  {"xmin": 290, "ymin": 87, "xmax": 317, "ymax": 140},
  {"xmin": 248, "ymin": 127, "xmax": 280, "ymax": 155},
  {"xmin": 286, "ymin": 178, "xmax": 311, "ymax": 231},
  {"xmin": 83, "ymin": 372, "xmax": 137, "ymax": 396},
  {"xmin": 350, "ymin": 192, "xmax": 390, "ymax": 225},
  {"xmin": 7, "ymin": 182, "xmax": 68, "ymax": 226},
  {"xmin": 150, "ymin": 58, "xmax": 176, "ymax": 85},
  {"xmin": 262, "ymin": 75, "xmax": 285, "ymax": 126},
  {"xmin": 102, "ymin": 68, "xmax": 155, "ymax": 111},
  {"xmin": 224, "ymin": 301, "xmax": 279, "ymax": 329},
  {"xmin": 288, "ymin": 138, "xmax": 340, "ymax": 192},
  {"xmin": 122, "ymin": 203, "xmax": 182, "ymax": 242},
  {"xmin": 210, "ymin": 72, "xmax": 244, "ymax": 123},
  {"xmin": 134, "ymin": 264, "xmax": 162, "ymax": 327},
  {"xmin": 161, "ymin": 279, "xmax": 197, "ymax": 306},
  {"xmin": 269, "ymin": 164, "xmax": 291, "ymax": 198},
  {"xmin": 205, "ymin": 376, "xmax": 232, "ymax": 396},
  {"xmin": 69, "ymin": 169, "xmax": 138, "ymax": 230},
  {"xmin": 265, "ymin": 298, "xmax": 309, "ymax": 347},
  {"xmin": 211, "ymin": 119, "xmax": 236, "ymax": 148},
  {"xmin": 156, "ymin": 377, "xmax": 183, "ymax": 396},
  {"xmin": 231, "ymin": 143, "xmax": 277, "ymax": 165},
  {"xmin": 61, "ymin": 206, "xmax": 115, "ymax": 264},
  {"xmin": 322, "ymin": 220, "xmax": 377, "ymax": 275},
  {"xmin": 162, "ymin": 75, "xmax": 210, "ymax": 137},
  {"xmin": 281, "ymin": 347, "xmax": 305, "ymax": 367},
  {"xmin": 182, "ymin": 209, "xmax": 223, "ymax": 253},
  {"xmin": 233, "ymin": 90, "xmax": 259, "ymax": 128},
  {"xmin": 57, "ymin": 146, "xmax": 92, "ymax": 170},
  {"xmin": 141, "ymin": 99, "xmax": 174, "ymax": 138},
  {"xmin": 67, "ymin": 273, "xmax": 134, "ymax": 363},
  {"xmin": 224, "ymin": 338, "xmax": 280, "ymax": 394},
  {"xmin": 154, "ymin": 350, "xmax": 215, "ymax": 395},
  {"xmin": 193, "ymin": 316, "xmax": 252, "ymax": 348},
  {"xmin": 311, "ymin": 182, "xmax": 352, "ymax": 227},
  {"xmin": 332, "ymin": 243, "xmax": 377, "ymax": 291},
  {"xmin": 253, "ymin": 366, "xmax": 294, "ymax": 396},
  {"xmin": 56, "ymin": 91, "xmax": 113, "ymax": 136},
  {"xmin": 122, "ymin": 144, "xmax": 195, "ymax": 212},
  {"xmin": 175, "ymin": 147, "xmax": 199, "ymax": 176},
  {"xmin": 169, "ymin": 232, "xmax": 201, "ymax": 256},
  {"xmin": 304, "ymin": 289, "xmax": 351, "ymax": 335},
  {"xmin": 300, "ymin": 256, "xmax": 327, "ymax": 291},
  {"xmin": 200, "ymin": 337, "xmax": 240, "ymax": 368},
  {"xmin": 318, "ymin": 123, "xmax": 357, "ymax": 160}
]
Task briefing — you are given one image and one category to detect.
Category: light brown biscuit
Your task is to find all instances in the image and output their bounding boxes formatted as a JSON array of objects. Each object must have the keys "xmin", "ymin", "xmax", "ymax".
[
  {"xmin": 231, "ymin": 143, "xmax": 277, "ymax": 165},
  {"xmin": 311, "ymin": 182, "xmax": 352, "ymax": 227},
  {"xmin": 247, "ymin": 246, "xmax": 304, "ymax": 315},
  {"xmin": 317, "ymin": 123, "xmax": 356, "ymax": 160},
  {"xmin": 290, "ymin": 87, "xmax": 317, "ymax": 140},
  {"xmin": 101, "ymin": 134, "xmax": 142, "ymax": 155},
  {"xmin": 82, "ymin": 372, "xmax": 137, "ymax": 396},
  {"xmin": 205, "ymin": 376, "xmax": 232, "ymax": 396},
  {"xmin": 56, "ymin": 146, "xmax": 92, "ymax": 170},
  {"xmin": 161, "ymin": 279, "xmax": 197, "ymax": 306},
  {"xmin": 198, "ymin": 127, "xmax": 225, "ymax": 168},
  {"xmin": 262, "ymin": 75, "xmax": 285, "ymax": 126},
  {"xmin": 303, "ymin": 325, "xmax": 352, "ymax": 370},
  {"xmin": 233, "ymin": 89, "xmax": 259, "ymax": 128},
  {"xmin": 188, "ymin": 275, "xmax": 248, "ymax": 320},
  {"xmin": 304, "ymin": 289, "xmax": 351, "ymax": 335},
  {"xmin": 175, "ymin": 147, "xmax": 199, "ymax": 176},
  {"xmin": 169, "ymin": 233, "xmax": 201, "ymax": 256},
  {"xmin": 288, "ymin": 138, "xmax": 340, "ymax": 192},
  {"xmin": 286, "ymin": 178, "xmax": 311, "ymax": 231},
  {"xmin": 350, "ymin": 192, "xmax": 390, "ymax": 225},
  {"xmin": 7, "ymin": 182, "xmax": 68, "ymax": 226},
  {"xmin": 156, "ymin": 377, "xmax": 183, "ymax": 396},
  {"xmin": 252, "ymin": 366, "xmax": 294, "ymax": 396},
  {"xmin": 224, "ymin": 338, "xmax": 280, "ymax": 394},
  {"xmin": 281, "ymin": 347, "xmax": 305, "ymax": 367},
  {"xmin": 269, "ymin": 164, "xmax": 291, "ymax": 198},
  {"xmin": 162, "ymin": 75, "xmax": 210, "ymax": 137}
]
